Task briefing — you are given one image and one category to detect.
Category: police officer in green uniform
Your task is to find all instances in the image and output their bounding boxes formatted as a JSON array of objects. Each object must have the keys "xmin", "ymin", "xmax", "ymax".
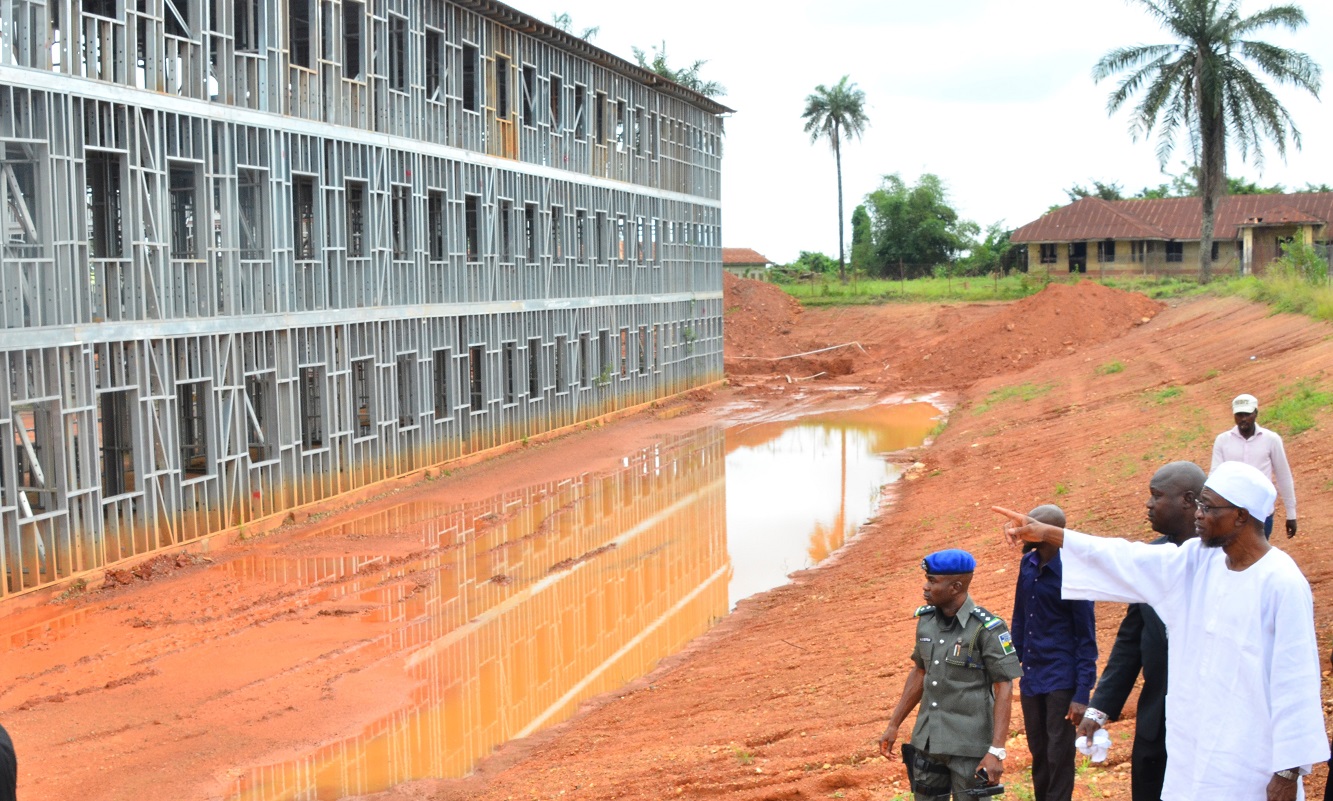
[{"xmin": 878, "ymin": 549, "xmax": 1024, "ymax": 800}]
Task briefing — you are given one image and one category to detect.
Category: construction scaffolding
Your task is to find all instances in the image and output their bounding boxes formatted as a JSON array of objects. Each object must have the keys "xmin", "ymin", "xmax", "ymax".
[{"xmin": 0, "ymin": 0, "xmax": 728, "ymax": 598}]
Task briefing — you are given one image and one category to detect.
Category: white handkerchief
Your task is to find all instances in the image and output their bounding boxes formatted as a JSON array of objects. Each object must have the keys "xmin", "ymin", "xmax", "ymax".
[{"xmin": 1075, "ymin": 728, "xmax": 1112, "ymax": 763}]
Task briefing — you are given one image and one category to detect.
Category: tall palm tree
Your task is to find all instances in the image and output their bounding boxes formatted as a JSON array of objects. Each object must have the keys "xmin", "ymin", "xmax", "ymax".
[
  {"xmin": 1094, "ymin": 0, "xmax": 1321, "ymax": 282},
  {"xmin": 802, "ymin": 76, "xmax": 869, "ymax": 283}
]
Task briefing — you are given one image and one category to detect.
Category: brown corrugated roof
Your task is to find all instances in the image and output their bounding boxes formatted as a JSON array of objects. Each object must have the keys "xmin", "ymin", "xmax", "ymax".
[
  {"xmin": 1012, "ymin": 193, "xmax": 1333, "ymax": 243},
  {"xmin": 722, "ymin": 248, "xmax": 772, "ymax": 265}
]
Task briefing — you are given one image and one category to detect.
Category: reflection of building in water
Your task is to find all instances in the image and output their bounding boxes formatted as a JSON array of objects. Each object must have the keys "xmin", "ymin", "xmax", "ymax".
[{"xmin": 229, "ymin": 428, "xmax": 727, "ymax": 801}]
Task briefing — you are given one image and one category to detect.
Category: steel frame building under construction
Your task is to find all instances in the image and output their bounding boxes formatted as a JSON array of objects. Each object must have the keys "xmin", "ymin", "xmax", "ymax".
[{"xmin": 0, "ymin": 0, "xmax": 728, "ymax": 599}]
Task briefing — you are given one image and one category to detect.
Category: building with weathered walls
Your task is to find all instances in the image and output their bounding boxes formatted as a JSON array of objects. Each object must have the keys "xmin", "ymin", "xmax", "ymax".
[
  {"xmin": 1011, "ymin": 193, "xmax": 1333, "ymax": 276},
  {"xmin": 721, "ymin": 247, "xmax": 772, "ymax": 279},
  {"xmin": 0, "ymin": 0, "xmax": 730, "ymax": 598}
]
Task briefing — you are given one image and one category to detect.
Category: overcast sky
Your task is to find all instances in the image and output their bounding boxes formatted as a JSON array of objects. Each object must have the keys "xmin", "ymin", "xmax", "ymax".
[{"xmin": 518, "ymin": 0, "xmax": 1333, "ymax": 264}]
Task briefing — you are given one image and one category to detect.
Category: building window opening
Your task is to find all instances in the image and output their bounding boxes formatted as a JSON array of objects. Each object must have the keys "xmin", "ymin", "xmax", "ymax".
[
  {"xmin": 594, "ymin": 211, "xmax": 605, "ymax": 262},
  {"xmin": 549, "ymin": 75, "xmax": 562, "ymax": 128},
  {"xmin": 637, "ymin": 326, "xmax": 648, "ymax": 373},
  {"xmin": 551, "ymin": 206, "xmax": 563, "ymax": 260},
  {"xmin": 178, "ymin": 381, "xmax": 209, "ymax": 477},
  {"xmin": 346, "ymin": 182, "xmax": 365, "ymax": 257},
  {"xmin": 527, "ymin": 337, "xmax": 541, "ymax": 399},
  {"xmin": 499, "ymin": 199, "xmax": 513, "ymax": 261},
  {"xmin": 468, "ymin": 345, "xmax": 483, "ymax": 411},
  {"xmin": 342, "ymin": 0, "xmax": 363, "ymax": 79},
  {"xmin": 521, "ymin": 65, "xmax": 536, "ymax": 125},
  {"xmin": 245, "ymin": 374, "xmax": 273, "ymax": 461},
  {"xmin": 234, "ymin": 0, "xmax": 258, "ymax": 50},
  {"xmin": 494, "ymin": 54, "xmax": 510, "ymax": 117},
  {"xmin": 238, "ymin": 169, "xmax": 265, "ymax": 259},
  {"xmin": 352, "ymin": 357, "xmax": 373, "ymax": 437},
  {"xmin": 99, "ymin": 389, "xmax": 135, "ymax": 496},
  {"xmin": 87, "ymin": 151, "xmax": 124, "ymax": 258},
  {"xmin": 1039, "ymin": 243, "xmax": 1057, "ymax": 264},
  {"xmin": 289, "ymin": 0, "xmax": 312, "ymax": 68},
  {"xmin": 618, "ymin": 328, "xmax": 629, "ymax": 378},
  {"xmin": 502, "ymin": 342, "xmax": 516, "ymax": 405},
  {"xmin": 168, "ymin": 166, "xmax": 198, "ymax": 259},
  {"xmin": 595, "ymin": 92, "xmax": 607, "ymax": 141},
  {"xmin": 524, "ymin": 203, "xmax": 536, "ymax": 262},
  {"xmin": 389, "ymin": 14, "xmax": 407, "ymax": 92},
  {"xmin": 462, "ymin": 43, "xmax": 479, "ymax": 112},
  {"xmin": 1097, "ymin": 239, "xmax": 1116, "ymax": 263},
  {"xmin": 428, "ymin": 191, "xmax": 445, "ymax": 261},
  {"xmin": 615, "ymin": 100, "xmax": 626, "ymax": 147},
  {"xmin": 635, "ymin": 216, "xmax": 645, "ymax": 262},
  {"xmin": 464, "ymin": 194, "xmax": 480, "ymax": 260},
  {"xmin": 575, "ymin": 210, "xmax": 586, "ymax": 261},
  {"xmin": 597, "ymin": 330, "xmax": 611, "ymax": 382},
  {"xmin": 164, "ymin": 0, "xmax": 188, "ymax": 38},
  {"xmin": 391, "ymin": 185, "xmax": 409, "ymax": 260},
  {"xmin": 578, "ymin": 333, "xmax": 591, "ymax": 387},
  {"xmin": 396, "ymin": 354, "xmax": 415, "ymax": 427},
  {"xmin": 1130, "ymin": 240, "xmax": 1148, "ymax": 263},
  {"xmin": 432, "ymin": 348, "xmax": 451, "ymax": 421},
  {"xmin": 1166, "ymin": 241, "xmax": 1184, "ymax": 263},
  {"xmin": 424, "ymin": 28, "xmax": 443, "ymax": 102},
  {"xmin": 1211, "ymin": 241, "xmax": 1221, "ymax": 262},
  {"xmin": 84, "ymin": 0, "xmax": 117, "ymax": 19},
  {"xmin": 292, "ymin": 175, "xmax": 316, "ymax": 260},
  {"xmin": 555, "ymin": 335, "xmax": 568, "ymax": 394},
  {"xmin": 299, "ymin": 366, "xmax": 324, "ymax": 449},
  {"xmin": 574, "ymin": 84, "xmax": 586, "ymax": 139}
]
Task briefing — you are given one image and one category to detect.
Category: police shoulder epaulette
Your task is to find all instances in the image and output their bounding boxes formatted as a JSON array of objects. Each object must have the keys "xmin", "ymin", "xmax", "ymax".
[
  {"xmin": 914, "ymin": 604, "xmax": 935, "ymax": 618},
  {"xmin": 972, "ymin": 606, "xmax": 1004, "ymax": 629}
]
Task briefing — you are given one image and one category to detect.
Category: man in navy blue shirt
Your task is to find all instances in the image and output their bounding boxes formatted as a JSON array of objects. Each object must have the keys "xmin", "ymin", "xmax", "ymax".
[{"xmin": 1011, "ymin": 504, "xmax": 1097, "ymax": 801}]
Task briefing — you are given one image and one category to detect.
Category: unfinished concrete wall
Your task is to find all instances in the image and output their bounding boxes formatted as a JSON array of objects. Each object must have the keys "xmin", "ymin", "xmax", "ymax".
[{"xmin": 0, "ymin": 0, "xmax": 727, "ymax": 597}]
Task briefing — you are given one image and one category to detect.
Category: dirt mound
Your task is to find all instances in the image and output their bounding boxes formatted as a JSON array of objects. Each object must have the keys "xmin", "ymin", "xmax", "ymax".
[
  {"xmin": 722, "ymin": 273, "xmax": 803, "ymax": 362},
  {"xmin": 899, "ymin": 281, "xmax": 1164, "ymax": 387}
]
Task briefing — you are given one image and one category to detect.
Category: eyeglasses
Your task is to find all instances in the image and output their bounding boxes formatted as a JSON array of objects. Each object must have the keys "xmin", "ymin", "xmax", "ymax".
[{"xmin": 1195, "ymin": 500, "xmax": 1240, "ymax": 514}]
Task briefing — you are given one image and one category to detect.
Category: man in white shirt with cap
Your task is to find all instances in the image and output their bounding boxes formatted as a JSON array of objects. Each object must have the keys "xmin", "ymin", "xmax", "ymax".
[
  {"xmin": 992, "ymin": 461, "xmax": 1328, "ymax": 801},
  {"xmin": 1213, "ymin": 393, "xmax": 1297, "ymax": 538}
]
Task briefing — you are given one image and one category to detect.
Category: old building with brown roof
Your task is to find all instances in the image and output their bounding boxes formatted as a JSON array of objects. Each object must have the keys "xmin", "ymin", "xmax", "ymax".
[
  {"xmin": 722, "ymin": 248, "xmax": 774, "ymax": 279},
  {"xmin": 1011, "ymin": 193, "xmax": 1333, "ymax": 276}
]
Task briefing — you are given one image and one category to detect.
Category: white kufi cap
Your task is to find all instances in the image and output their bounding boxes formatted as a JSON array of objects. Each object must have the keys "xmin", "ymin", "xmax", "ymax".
[{"xmin": 1204, "ymin": 461, "xmax": 1276, "ymax": 522}]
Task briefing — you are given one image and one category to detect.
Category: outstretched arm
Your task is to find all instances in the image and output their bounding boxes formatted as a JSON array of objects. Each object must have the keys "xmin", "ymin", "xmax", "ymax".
[{"xmin": 879, "ymin": 666, "xmax": 925, "ymax": 759}]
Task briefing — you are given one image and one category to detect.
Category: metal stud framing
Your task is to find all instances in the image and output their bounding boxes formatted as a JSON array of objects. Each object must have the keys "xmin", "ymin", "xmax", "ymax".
[{"xmin": 0, "ymin": 0, "xmax": 726, "ymax": 598}]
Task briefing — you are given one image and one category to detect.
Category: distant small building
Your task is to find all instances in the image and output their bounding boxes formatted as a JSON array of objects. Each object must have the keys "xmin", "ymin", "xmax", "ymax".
[
  {"xmin": 722, "ymin": 248, "xmax": 774, "ymax": 279},
  {"xmin": 1010, "ymin": 193, "xmax": 1333, "ymax": 276}
]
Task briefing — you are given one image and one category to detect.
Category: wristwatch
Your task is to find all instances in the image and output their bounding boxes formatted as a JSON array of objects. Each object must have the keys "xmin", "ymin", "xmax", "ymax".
[{"xmin": 987, "ymin": 746, "xmax": 1007, "ymax": 760}]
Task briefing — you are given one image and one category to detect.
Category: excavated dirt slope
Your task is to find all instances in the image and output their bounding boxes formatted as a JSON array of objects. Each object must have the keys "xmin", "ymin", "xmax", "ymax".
[{"xmin": 2, "ymin": 279, "xmax": 1332, "ymax": 801}]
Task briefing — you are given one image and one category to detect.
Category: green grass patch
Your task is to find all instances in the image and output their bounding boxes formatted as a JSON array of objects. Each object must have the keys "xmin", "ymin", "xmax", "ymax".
[
  {"xmin": 1150, "ymin": 386, "xmax": 1183, "ymax": 404},
  {"xmin": 973, "ymin": 382, "xmax": 1055, "ymax": 415},
  {"xmin": 1264, "ymin": 379, "xmax": 1333, "ymax": 437},
  {"xmin": 1095, "ymin": 360, "xmax": 1125, "ymax": 375}
]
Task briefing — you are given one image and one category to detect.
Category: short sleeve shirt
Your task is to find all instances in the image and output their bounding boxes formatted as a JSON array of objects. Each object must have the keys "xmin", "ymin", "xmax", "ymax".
[{"xmin": 909, "ymin": 595, "xmax": 1024, "ymax": 758}]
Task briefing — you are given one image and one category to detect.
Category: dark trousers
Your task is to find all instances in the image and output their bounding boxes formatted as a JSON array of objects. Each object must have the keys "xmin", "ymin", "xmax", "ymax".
[
  {"xmin": 1130, "ymin": 740, "xmax": 1166, "ymax": 801},
  {"xmin": 1020, "ymin": 689, "xmax": 1076, "ymax": 801},
  {"xmin": 0, "ymin": 723, "xmax": 15, "ymax": 801}
]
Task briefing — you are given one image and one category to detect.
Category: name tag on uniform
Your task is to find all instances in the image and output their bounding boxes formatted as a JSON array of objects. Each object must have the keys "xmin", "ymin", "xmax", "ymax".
[{"xmin": 919, "ymin": 637, "xmax": 932, "ymax": 643}]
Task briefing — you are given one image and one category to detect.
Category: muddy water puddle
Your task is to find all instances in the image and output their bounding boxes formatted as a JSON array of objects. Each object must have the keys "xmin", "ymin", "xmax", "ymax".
[{"xmin": 172, "ymin": 403, "xmax": 933, "ymax": 799}]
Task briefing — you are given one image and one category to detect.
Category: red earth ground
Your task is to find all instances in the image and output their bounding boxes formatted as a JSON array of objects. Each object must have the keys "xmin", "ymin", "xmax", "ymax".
[{"xmin": 3, "ymin": 275, "xmax": 1333, "ymax": 801}]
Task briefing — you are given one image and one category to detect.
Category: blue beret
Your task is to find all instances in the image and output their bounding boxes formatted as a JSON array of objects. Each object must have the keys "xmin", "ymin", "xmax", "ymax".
[{"xmin": 922, "ymin": 549, "xmax": 976, "ymax": 575}]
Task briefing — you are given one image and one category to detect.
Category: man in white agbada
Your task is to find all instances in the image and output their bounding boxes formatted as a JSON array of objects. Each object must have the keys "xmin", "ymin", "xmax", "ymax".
[{"xmin": 993, "ymin": 461, "xmax": 1328, "ymax": 801}]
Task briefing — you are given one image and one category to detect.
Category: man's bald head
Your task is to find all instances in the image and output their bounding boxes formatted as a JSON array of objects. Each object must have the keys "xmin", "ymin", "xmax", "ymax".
[
  {"xmin": 1152, "ymin": 461, "xmax": 1206, "ymax": 496},
  {"xmin": 1147, "ymin": 461, "xmax": 1206, "ymax": 543},
  {"xmin": 1027, "ymin": 504, "xmax": 1066, "ymax": 529}
]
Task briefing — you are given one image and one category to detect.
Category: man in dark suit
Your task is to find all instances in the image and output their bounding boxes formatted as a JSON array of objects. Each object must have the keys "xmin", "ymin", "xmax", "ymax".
[{"xmin": 1074, "ymin": 461, "xmax": 1203, "ymax": 801}]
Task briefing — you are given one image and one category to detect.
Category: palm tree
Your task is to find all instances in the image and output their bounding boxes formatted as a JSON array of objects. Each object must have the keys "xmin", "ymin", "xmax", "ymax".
[
  {"xmin": 1094, "ymin": 0, "xmax": 1321, "ymax": 282},
  {"xmin": 802, "ymin": 76, "xmax": 869, "ymax": 283}
]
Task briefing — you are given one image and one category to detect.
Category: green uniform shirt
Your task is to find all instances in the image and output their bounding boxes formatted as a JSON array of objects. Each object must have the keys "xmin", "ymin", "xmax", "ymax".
[{"xmin": 909, "ymin": 595, "xmax": 1024, "ymax": 758}]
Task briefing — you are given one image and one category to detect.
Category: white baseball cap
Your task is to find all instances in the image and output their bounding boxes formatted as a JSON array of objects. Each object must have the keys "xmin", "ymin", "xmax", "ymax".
[{"xmin": 1232, "ymin": 394, "xmax": 1258, "ymax": 414}]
